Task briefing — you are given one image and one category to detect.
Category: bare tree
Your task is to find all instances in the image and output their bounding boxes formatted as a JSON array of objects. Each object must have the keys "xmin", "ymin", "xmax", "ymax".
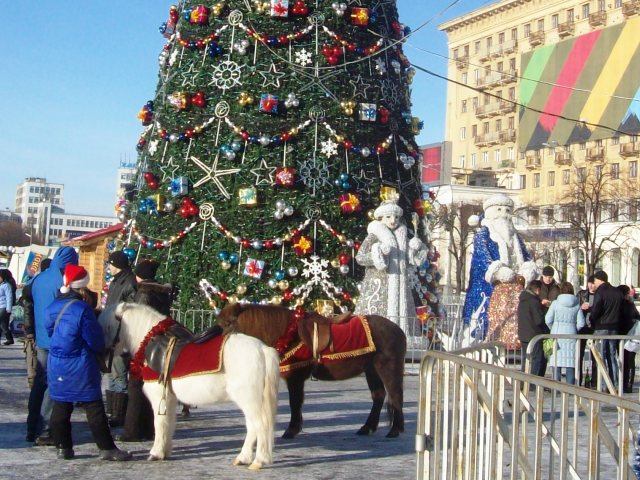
[
  {"xmin": 433, "ymin": 201, "xmax": 483, "ymax": 293},
  {"xmin": 0, "ymin": 221, "xmax": 32, "ymax": 246}
]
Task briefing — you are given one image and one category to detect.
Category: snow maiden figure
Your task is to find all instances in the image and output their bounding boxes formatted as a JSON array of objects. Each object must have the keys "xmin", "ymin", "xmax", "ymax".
[
  {"xmin": 354, "ymin": 199, "xmax": 428, "ymax": 335},
  {"xmin": 462, "ymin": 194, "xmax": 538, "ymax": 340}
]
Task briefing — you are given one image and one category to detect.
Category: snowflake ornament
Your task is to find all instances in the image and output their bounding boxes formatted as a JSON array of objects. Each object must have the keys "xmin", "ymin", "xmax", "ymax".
[
  {"xmin": 209, "ymin": 60, "xmax": 243, "ymax": 91},
  {"xmin": 373, "ymin": 57, "xmax": 387, "ymax": 75},
  {"xmin": 294, "ymin": 48, "xmax": 313, "ymax": 66},
  {"xmin": 320, "ymin": 139, "xmax": 338, "ymax": 157},
  {"xmin": 301, "ymin": 255, "xmax": 330, "ymax": 283},
  {"xmin": 298, "ymin": 158, "xmax": 331, "ymax": 194}
]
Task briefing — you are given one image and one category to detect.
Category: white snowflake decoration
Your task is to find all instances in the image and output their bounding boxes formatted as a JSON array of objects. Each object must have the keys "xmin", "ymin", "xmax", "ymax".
[
  {"xmin": 301, "ymin": 255, "xmax": 330, "ymax": 283},
  {"xmin": 148, "ymin": 139, "xmax": 159, "ymax": 156},
  {"xmin": 374, "ymin": 57, "xmax": 387, "ymax": 75},
  {"xmin": 209, "ymin": 60, "xmax": 243, "ymax": 91},
  {"xmin": 294, "ymin": 48, "xmax": 313, "ymax": 66},
  {"xmin": 380, "ymin": 79, "xmax": 400, "ymax": 107},
  {"xmin": 298, "ymin": 158, "xmax": 331, "ymax": 195},
  {"xmin": 320, "ymin": 139, "xmax": 338, "ymax": 157}
]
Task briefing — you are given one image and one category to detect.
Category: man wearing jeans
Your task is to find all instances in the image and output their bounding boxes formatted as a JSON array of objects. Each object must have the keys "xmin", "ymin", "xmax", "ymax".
[{"xmin": 590, "ymin": 270, "xmax": 623, "ymax": 389}]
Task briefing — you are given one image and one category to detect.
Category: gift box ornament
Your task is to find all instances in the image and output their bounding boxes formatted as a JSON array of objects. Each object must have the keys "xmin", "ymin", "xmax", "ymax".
[
  {"xmin": 315, "ymin": 299, "xmax": 335, "ymax": 316},
  {"xmin": 189, "ymin": 5, "xmax": 211, "ymax": 24},
  {"xmin": 243, "ymin": 258, "xmax": 266, "ymax": 279},
  {"xmin": 292, "ymin": 235, "xmax": 313, "ymax": 256},
  {"xmin": 170, "ymin": 177, "xmax": 189, "ymax": 197},
  {"xmin": 168, "ymin": 91, "xmax": 190, "ymax": 110},
  {"xmin": 275, "ymin": 167, "xmax": 297, "ymax": 188},
  {"xmin": 379, "ymin": 186, "xmax": 399, "ymax": 202},
  {"xmin": 349, "ymin": 7, "xmax": 370, "ymax": 26},
  {"xmin": 259, "ymin": 94, "xmax": 279, "ymax": 114},
  {"xmin": 270, "ymin": 0, "xmax": 289, "ymax": 17},
  {"xmin": 416, "ymin": 305, "xmax": 431, "ymax": 325},
  {"xmin": 339, "ymin": 193, "xmax": 362, "ymax": 214},
  {"xmin": 137, "ymin": 101, "xmax": 154, "ymax": 126},
  {"xmin": 153, "ymin": 194, "xmax": 166, "ymax": 212},
  {"xmin": 238, "ymin": 186, "xmax": 258, "ymax": 206},
  {"xmin": 358, "ymin": 103, "xmax": 377, "ymax": 122}
]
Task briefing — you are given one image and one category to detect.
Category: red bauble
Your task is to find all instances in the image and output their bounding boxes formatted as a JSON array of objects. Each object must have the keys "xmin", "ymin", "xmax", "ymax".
[
  {"xmin": 283, "ymin": 290, "xmax": 293, "ymax": 302},
  {"xmin": 338, "ymin": 253, "xmax": 350, "ymax": 265},
  {"xmin": 275, "ymin": 167, "xmax": 297, "ymax": 188},
  {"xmin": 327, "ymin": 55, "xmax": 339, "ymax": 65},
  {"xmin": 241, "ymin": 239, "xmax": 251, "ymax": 249},
  {"xmin": 191, "ymin": 91, "xmax": 207, "ymax": 108},
  {"xmin": 342, "ymin": 292, "xmax": 352, "ymax": 302}
]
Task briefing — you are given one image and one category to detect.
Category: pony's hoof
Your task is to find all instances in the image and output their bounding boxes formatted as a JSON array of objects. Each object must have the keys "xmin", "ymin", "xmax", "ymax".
[
  {"xmin": 282, "ymin": 428, "xmax": 299, "ymax": 439},
  {"xmin": 385, "ymin": 430, "xmax": 400, "ymax": 438},
  {"xmin": 233, "ymin": 456, "xmax": 250, "ymax": 466},
  {"xmin": 356, "ymin": 426, "xmax": 375, "ymax": 436},
  {"xmin": 147, "ymin": 454, "xmax": 161, "ymax": 461},
  {"xmin": 248, "ymin": 462, "xmax": 263, "ymax": 471}
]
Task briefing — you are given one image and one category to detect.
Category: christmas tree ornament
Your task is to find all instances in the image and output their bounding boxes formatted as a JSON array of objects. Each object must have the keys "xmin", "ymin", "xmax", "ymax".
[
  {"xmin": 168, "ymin": 91, "xmax": 190, "ymax": 110},
  {"xmin": 294, "ymin": 49, "xmax": 313, "ymax": 66},
  {"xmin": 253, "ymin": 0, "xmax": 271, "ymax": 13},
  {"xmin": 378, "ymin": 106, "xmax": 390, "ymax": 124},
  {"xmin": 191, "ymin": 154, "xmax": 240, "ymax": 199},
  {"xmin": 278, "ymin": 280, "xmax": 290, "ymax": 291},
  {"xmin": 238, "ymin": 92, "xmax": 254, "ymax": 106},
  {"xmin": 274, "ymin": 269, "xmax": 286, "ymax": 281},
  {"xmin": 259, "ymin": 94, "xmax": 279, "ymax": 114},
  {"xmin": 251, "ymin": 239, "xmax": 264, "ymax": 250},
  {"xmin": 209, "ymin": 60, "xmax": 243, "ymax": 92},
  {"xmin": 164, "ymin": 200, "xmax": 176, "ymax": 212},
  {"xmin": 187, "ymin": 5, "xmax": 211, "ymax": 24},
  {"xmin": 258, "ymin": 135, "xmax": 271, "ymax": 146},
  {"xmin": 143, "ymin": 172, "xmax": 160, "ymax": 190},
  {"xmin": 137, "ymin": 101, "xmax": 154, "ymax": 125},
  {"xmin": 270, "ymin": 0, "xmax": 289, "ymax": 17},
  {"xmin": 331, "ymin": 2, "xmax": 347, "ymax": 16},
  {"xmin": 233, "ymin": 39, "xmax": 250, "ymax": 55},
  {"xmin": 243, "ymin": 258, "xmax": 265, "ymax": 279},
  {"xmin": 179, "ymin": 197, "xmax": 199, "ymax": 218},
  {"xmin": 191, "ymin": 91, "xmax": 207, "ymax": 108},
  {"xmin": 339, "ymin": 100, "xmax": 356, "ymax": 116},
  {"xmin": 290, "ymin": 0, "xmax": 309, "ymax": 16},
  {"xmin": 153, "ymin": 194, "xmax": 166, "ymax": 212},
  {"xmin": 211, "ymin": 2, "xmax": 226, "ymax": 16},
  {"xmin": 275, "ymin": 167, "xmax": 296, "ymax": 188},
  {"xmin": 373, "ymin": 57, "xmax": 387, "ymax": 76},
  {"xmin": 334, "ymin": 172, "xmax": 351, "ymax": 190},
  {"xmin": 360, "ymin": 146, "xmax": 371, "ymax": 158},
  {"xmin": 288, "ymin": 266, "xmax": 299, "ymax": 277},
  {"xmin": 339, "ymin": 193, "xmax": 362, "ymax": 214},
  {"xmin": 268, "ymin": 279, "xmax": 278, "ymax": 288},
  {"xmin": 219, "ymin": 144, "xmax": 237, "ymax": 160},
  {"xmin": 390, "ymin": 59, "xmax": 401, "ymax": 75},
  {"xmin": 249, "ymin": 159, "xmax": 277, "ymax": 186},
  {"xmin": 221, "ymin": 260, "xmax": 232, "ymax": 270},
  {"xmin": 358, "ymin": 103, "xmax": 377, "ymax": 122},
  {"xmin": 321, "ymin": 44, "xmax": 343, "ymax": 65},
  {"xmin": 380, "ymin": 186, "xmax": 399, "ymax": 202},
  {"xmin": 284, "ymin": 93, "xmax": 300, "ymax": 109},
  {"xmin": 236, "ymin": 284, "xmax": 248, "ymax": 295},
  {"xmin": 238, "ymin": 186, "xmax": 259, "ymax": 206},
  {"xmin": 258, "ymin": 62, "xmax": 285, "ymax": 88},
  {"xmin": 320, "ymin": 139, "xmax": 338, "ymax": 157},
  {"xmin": 339, "ymin": 265, "xmax": 350, "ymax": 275},
  {"xmin": 169, "ymin": 176, "xmax": 189, "ymax": 197},
  {"xmin": 298, "ymin": 158, "xmax": 331, "ymax": 194},
  {"xmin": 293, "ymin": 235, "xmax": 313, "ymax": 256},
  {"xmin": 349, "ymin": 75, "xmax": 372, "ymax": 100},
  {"xmin": 123, "ymin": 248, "xmax": 137, "ymax": 262},
  {"xmin": 349, "ymin": 7, "xmax": 370, "ymax": 26}
]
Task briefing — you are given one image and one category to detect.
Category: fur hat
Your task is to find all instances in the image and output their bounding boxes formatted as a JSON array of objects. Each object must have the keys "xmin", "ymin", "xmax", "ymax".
[
  {"xmin": 542, "ymin": 265, "xmax": 555, "ymax": 276},
  {"xmin": 61, "ymin": 264, "xmax": 90, "ymax": 293},
  {"xmin": 135, "ymin": 259, "xmax": 159, "ymax": 281},
  {"xmin": 373, "ymin": 200, "xmax": 403, "ymax": 219},
  {"xmin": 594, "ymin": 270, "xmax": 608, "ymax": 283},
  {"xmin": 483, "ymin": 193, "xmax": 514, "ymax": 212},
  {"xmin": 108, "ymin": 251, "xmax": 131, "ymax": 270}
]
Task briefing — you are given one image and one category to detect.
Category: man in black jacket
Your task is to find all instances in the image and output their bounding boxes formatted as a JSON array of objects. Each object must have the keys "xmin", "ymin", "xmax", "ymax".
[
  {"xmin": 539, "ymin": 265, "xmax": 560, "ymax": 314},
  {"xmin": 517, "ymin": 280, "xmax": 549, "ymax": 377},
  {"xmin": 576, "ymin": 275, "xmax": 596, "ymax": 387},
  {"xmin": 104, "ymin": 251, "xmax": 137, "ymax": 427},
  {"xmin": 590, "ymin": 270, "xmax": 623, "ymax": 389}
]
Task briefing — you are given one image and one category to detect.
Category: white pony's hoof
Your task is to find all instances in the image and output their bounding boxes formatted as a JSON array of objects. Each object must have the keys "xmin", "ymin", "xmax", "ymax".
[
  {"xmin": 248, "ymin": 462, "xmax": 263, "ymax": 471},
  {"xmin": 148, "ymin": 454, "xmax": 162, "ymax": 461},
  {"xmin": 233, "ymin": 457, "xmax": 248, "ymax": 466}
]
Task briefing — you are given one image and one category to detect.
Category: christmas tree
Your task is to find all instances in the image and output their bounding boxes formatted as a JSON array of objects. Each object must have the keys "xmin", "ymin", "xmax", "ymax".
[{"xmin": 120, "ymin": 0, "xmax": 441, "ymax": 326}]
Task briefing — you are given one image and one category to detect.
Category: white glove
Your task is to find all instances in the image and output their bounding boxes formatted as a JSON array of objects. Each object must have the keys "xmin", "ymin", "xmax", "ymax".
[
  {"xmin": 495, "ymin": 266, "xmax": 516, "ymax": 283},
  {"xmin": 409, "ymin": 237, "xmax": 424, "ymax": 251}
]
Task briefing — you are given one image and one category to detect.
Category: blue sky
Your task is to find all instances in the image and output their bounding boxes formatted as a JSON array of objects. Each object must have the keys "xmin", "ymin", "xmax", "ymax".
[{"xmin": 0, "ymin": 0, "xmax": 490, "ymax": 216}]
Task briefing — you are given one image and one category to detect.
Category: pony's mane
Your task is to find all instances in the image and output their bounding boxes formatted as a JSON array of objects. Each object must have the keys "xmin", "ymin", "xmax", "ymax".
[{"xmin": 117, "ymin": 302, "xmax": 167, "ymax": 354}]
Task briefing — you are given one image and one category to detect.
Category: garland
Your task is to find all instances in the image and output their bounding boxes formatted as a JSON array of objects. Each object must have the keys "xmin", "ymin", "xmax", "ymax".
[{"xmin": 129, "ymin": 317, "xmax": 176, "ymax": 380}]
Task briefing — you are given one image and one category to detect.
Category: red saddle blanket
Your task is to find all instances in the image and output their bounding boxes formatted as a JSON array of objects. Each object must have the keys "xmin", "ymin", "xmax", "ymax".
[
  {"xmin": 280, "ymin": 315, "xmax": 376, "ymax": 373},
  {"xmin": 142, "ymin": 334, "xmax": 228, "ymax": 382}
]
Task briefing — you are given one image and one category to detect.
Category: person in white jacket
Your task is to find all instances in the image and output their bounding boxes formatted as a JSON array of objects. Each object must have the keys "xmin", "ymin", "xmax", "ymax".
[{"xmin": 0, "ymin": 269, "xmax": 16, "ymax": 345}]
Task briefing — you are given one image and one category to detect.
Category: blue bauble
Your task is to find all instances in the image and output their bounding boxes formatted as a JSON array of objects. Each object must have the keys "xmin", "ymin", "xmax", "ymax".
[
  {"xmin": 159, "ymin": 22, "xmax": 167, "ymax": 34},
  {"xmin": 218, "ymin": 251, "xmax": 230, "ymax": 261},
  {"xmin": 339, "ymin": 173, "xmax": 349, "ymax": 182},
  {"xmin": 229, "ymin": 253, "xmax": 239, "ymax": 264},
  {"xmin": 274, "ymin": 269, "xmax": 286, "ymax": 281},
  {"xmin": 183, "ymin": 10, "xmax": 192, "ymax": 20},
  {"xmin": 188, "ymin": 41, "xmax": 197, "ymax": 50},
  {"xmin": 341, "ymin": 181, "xmax": 351, "ymax": 190},
  {"xmin": 146, "ymin": 240, "xmax": 155, "ymax": 249},
  {"xmin": 123, "ymin": 248, "xmax": 137, "ymax": 261},
  {"xmin": 138, "ymin": 205, "xmax": 148, "ymax": 213}
]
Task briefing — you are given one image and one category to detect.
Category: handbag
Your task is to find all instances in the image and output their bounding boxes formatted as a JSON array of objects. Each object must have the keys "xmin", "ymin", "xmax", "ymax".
[
  {"xmin": 543, "ymin": 338, "xmax": 556, "ymax": 358},
  {"xmin": 625, "ymin": 321, "xmax": 640, "ymax": 353}
]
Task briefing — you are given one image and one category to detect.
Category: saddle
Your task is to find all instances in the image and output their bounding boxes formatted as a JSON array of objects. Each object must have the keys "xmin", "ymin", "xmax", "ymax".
[
  {"xmin": 298, "ymin": 311, "xmax": 353, "ymax": 358},
  {"xmin": 145, "ymin": 323, "xmax": 223, "ymax": 383}
]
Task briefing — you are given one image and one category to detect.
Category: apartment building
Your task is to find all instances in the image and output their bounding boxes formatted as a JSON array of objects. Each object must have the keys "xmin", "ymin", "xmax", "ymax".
[
  {"xmin": 440, "ymin": 0, "xmax": 640, "ymax": 286},
  {"xmin": 14, "ymin": 177, "xmax": 64, "ymax": 233}
]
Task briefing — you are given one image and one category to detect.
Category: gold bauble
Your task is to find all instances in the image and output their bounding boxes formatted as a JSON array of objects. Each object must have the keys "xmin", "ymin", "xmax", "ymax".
[
  {"xmin": 295, "ymin": 298, "xmax": 305, "ymax": 307},
  {"xmin": 228, "ymin": 294, "xmax": 239, "ymax": 305},
  {"xmin": 236, "ymin": 284, "xmax": 247, "ymax": 295},
  {"xmin": 330, "ymin": 259, "xmax": 340, "ymax": 268},
  {"xmin": 278, "ymin": 280, "xmax": 289, "ymax": 291},
  {"xmin": 271, "ymin": 295, "xmax": 283, "ymax": 305},
  {"xmin": 367, "ymin": 209, "xmax": 375, "ymax": 220},
  {"xmin": 209, "ymin": 300, "xmax": 218, "ymax": 308},
  {"xmin": 221, "ymin": 261, "xmax": 231, "ymax": 270}
]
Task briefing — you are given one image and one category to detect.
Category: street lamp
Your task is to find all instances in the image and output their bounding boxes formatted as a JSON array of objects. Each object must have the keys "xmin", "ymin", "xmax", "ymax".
[{"xmin": 25, "ymin": 233, "xmax": 32, "ymax": 247}]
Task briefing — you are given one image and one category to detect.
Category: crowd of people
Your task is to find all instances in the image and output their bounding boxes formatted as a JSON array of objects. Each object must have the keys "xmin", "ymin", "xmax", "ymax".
[
  {"xmin": 1, "ymin": 247, "xmax": 173, "ymax": 461},
  {"xmin": 517, "ymin": 266, "xmax": 640, "ymax": 390}
]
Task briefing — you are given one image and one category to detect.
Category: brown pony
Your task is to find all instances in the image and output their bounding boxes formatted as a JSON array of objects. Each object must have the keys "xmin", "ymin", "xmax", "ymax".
[{"xmin": 217, "ymin": 304, "xmax": 406, "ymax": 439}]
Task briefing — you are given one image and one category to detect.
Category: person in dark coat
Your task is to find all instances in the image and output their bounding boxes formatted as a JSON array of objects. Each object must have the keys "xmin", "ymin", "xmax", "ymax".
[
  {"xmin": 517, "ymin": 280, "xmax": 549, "ymax": 377},
  {"xmin": 0, "ymin": 269, "xmax": 16, "ymax": 345},
  {"xmin": 590, "ymin": 270, "xmax": 624, "ymax": 389},
  {"xmin": 539, "ymin": 265, "xmax": 560, "ymax": 314},
  {"xmin": 46, "ymin": 265, "xmax": 131, "ymax": 461},
  {"xmin": 619, "ymin": 285, "xmax": 640, "ymax": 393},
  {"xmin": 576, "ymin": 275, "xmax": 597, "ymax": 387},
  {"xmin": 24, "ymin": 246, "xmax": 78, "ymax": 445},
  {"xmin": 103, "ymin": 250, "xmax": 137, "ymax": 427},
  {"xmin": 118, "ymin": 259, "xmax": 172, "ymax": 442}
]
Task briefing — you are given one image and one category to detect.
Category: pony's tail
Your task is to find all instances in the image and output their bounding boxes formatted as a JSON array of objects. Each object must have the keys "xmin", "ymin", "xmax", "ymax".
[
  {"xmin": 261, "ymin": 346, "xmax": 280, "ymax": 461},
  {"xmin": 217, "ymin": 303, "xmax": 242, "ymax": 332}
]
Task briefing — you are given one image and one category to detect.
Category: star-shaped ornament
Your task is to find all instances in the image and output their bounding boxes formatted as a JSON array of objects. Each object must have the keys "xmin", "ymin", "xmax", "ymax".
[
  {"xmin": 258, "ymin": 62, "xmax": 286, "ymax": 88},
  {"xmin": 352, "ymin": 168, "xmax": 375, "ymax": 195},
  {"xmin": 191, "ymin": 154, "xmax": 241, "ymax": 199},
  {"xmin": 249, "ymin": 158, "xmax": 277, "ymax": 186},
  {"xmin": 160, "ymin": 156, "xmax": 180, "ymax": 182},
  {"xmin": 320, "ymin": 139, "xmax": 338, "ymax": 157},
  {"xmin": 180, "ymin": 63, "xmax": 202, "ymax": 88},
  {"xmin": 350, "ymin": 75, "xmax": 372, "ymax": 100}
]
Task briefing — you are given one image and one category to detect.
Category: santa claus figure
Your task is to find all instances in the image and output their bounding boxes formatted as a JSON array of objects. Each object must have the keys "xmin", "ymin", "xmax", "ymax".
[
  {"xmin": 354, "ymin": 199, "xmax": 428, "ymax": 334},
  {"xmin": 462, "ymin": 194, "xmax": 537, "ymax": 340}
]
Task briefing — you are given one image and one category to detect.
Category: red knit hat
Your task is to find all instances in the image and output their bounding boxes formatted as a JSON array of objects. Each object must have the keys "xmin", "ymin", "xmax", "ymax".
[{"xmin": 61, "ymin": 264, "xmax": 90, "ymax": 293}]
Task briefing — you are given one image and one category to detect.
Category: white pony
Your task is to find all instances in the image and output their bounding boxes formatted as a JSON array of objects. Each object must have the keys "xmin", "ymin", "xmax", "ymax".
[{"xmin": 112, "ymin": 303, "xmax": 280, "ymax": 470}]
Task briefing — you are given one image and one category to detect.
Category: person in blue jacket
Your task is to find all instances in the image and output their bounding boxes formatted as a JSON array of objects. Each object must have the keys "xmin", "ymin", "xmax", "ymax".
[
  {"xmin": 24, "ymin": 246, "xmax": 78, "ymax": 444},
  {"xmin": 46, "ymin": 264, "xmax": 131, "ymax": 461}
]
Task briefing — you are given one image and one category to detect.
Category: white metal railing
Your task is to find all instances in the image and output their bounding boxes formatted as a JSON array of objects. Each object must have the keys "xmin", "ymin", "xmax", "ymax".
[{"xmin": 417, "ymin": 346, "xmax": 640, "ymax": 479}]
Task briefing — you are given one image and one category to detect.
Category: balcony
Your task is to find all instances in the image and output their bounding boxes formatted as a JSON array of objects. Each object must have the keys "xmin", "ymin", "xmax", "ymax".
[
  {"xmin": 499, "ymin": 129, "xmax": 517, "ymax": 143},
  {"xmin": 557, "ymin": 20, "xmax": 575, "ymax": 38},
  {"xmin": 455, "ymin": 55, "xmax": 469, "ymax": 70},
  {"xmin": 475, "ymin": 132, "xmax": 500, "ymax": 147},
  {"xmin": 500, "ymin": 70, "xmax": 518, "ymax": 85},
  {"xmin": 475, "ymin": 100, "xmax": 515, "ymax": 118},
  {"xmin": 554, "ymin": 151, "xmax": 573, "ymax": 165},
  {"xmin": 529, "ymin": 31, "xmax": 545, "ymax": 47},
  {"xmin": 586, "ymin": 146, "xmax": 605, "ymax": 161},
  {"xmin": 498, "ymin": 159, "xmax": 515, "ymax": 170},
  {"xmin": 620, "ymin": 141, "xmax": 640, "ymax": 157},
  {"xmin": 501, "ymin": 39, "xmax": 518, "ymax": 55},
  {"xmin": 623, "ymin": 0, "xmax": 640, "ymax": 17},
  {"xmin": 525, "ymin": 154, "xmax": 541, "ymax": 169},
  {"xmin": 589, "ymin": 11, "xmax": 607, "ymax": 27},
  {"xmin": 476, "ymin": 71, "xmax": 503, "ymax": 88}
]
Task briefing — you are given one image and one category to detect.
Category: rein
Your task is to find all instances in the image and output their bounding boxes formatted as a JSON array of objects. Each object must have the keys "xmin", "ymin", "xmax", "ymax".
[{"xmin": 129, "ymin": 317, "xmax": 176, "ymax": 380}]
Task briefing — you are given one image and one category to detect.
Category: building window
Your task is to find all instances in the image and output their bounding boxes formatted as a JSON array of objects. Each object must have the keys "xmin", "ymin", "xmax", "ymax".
[
  {"xmin": 538, "ymin": 18, "xmax": 545, "ymax": 31},
  {"xmin": 453, "ymin": 48, "xmax": 459, "ymax": 59},
  {"xmin": 562, "ymin": 169, "xmax": 570, "ymax": 185},
  {"xmin": 474, "ymin": 40, "xmax": 481, "ymax": 53},
  {"xmin": 567, "ymin": 8, "xmax": 575, "ymax": 22},
  {"xmin": 595, "ymin": 165, "xmax": 603, "ymax": 179},
  {"xmin": 459, "ymin": 155, "xmax": 466, "ymax": 167},
  {"xmin": 552, "ymin": 14, "xmax": 559, "ymax": 28},
  {"xmin": 471, "ymin": 153, "xmax": 477, "ymax": 167},
  {"xmin": 461, "ymin": 100, "xmax": 467, "ymax": 113},
  {"xmin": 483, "ymin": 122, "xmax": 490, "ymax": 134},
  {"xmin": 630, "ymin": 161, "xmax": 638, "ymax": 178},
  {"xmin": 582, "ymin": 3, "xmax": 590, "ymax": 18},
  {"xmin": 496, "ymin": 119, "xmax": 502, "ymax": 132},
  {"xmin": 508, "ymin": 88, "xmax": 516, "ymax": 101},
  {"xmin": 494, "ymin": 149, "xmax": 502, "ymax": 163},
  {"xmin": 498, "ymin": 32, "xmax": 505, "ymax": 44},
  {"xmin": 534, "ymin": 173, "xmax": 541, "ymax": 188},
  {"xmin": 596, "ymin": 139, "xmax": 603, "ymax": 147},
  {"xmin": 486, "ymin": 37, "xmax": 493, "ymax": 49},
  {"xmin": 461, "ymin": 72, "xmax": 467, "ymax": 84},
  {"xmin": 612, "ymin": 136, "xmax": 619, "ymax": 145},
  {"xmin": 482, "ymin": 151, "xmax": 489, "ymax": 164},
  {"xmin": 511, "ymin": 28, "xmax": 518, "ymax": 40},
  {"xmin": 520, "ymin": 174, "xmax": 527, "ymax": 189},
  {"xmin": 548, "ymin": 171, "xmax": 555, "ymax": 186},
  {"xmin": 507, "ymin": 147, "xmax": 514, "ymax": 160},
  {"xmin": 580, "ymin": 142, "xmax": 586, "ymax": 150},
  {"xmin": 598, "ymin": 0, "xmax": 606, "ymax": 12},
  {"xmin": 474, "ymin": 69, "xmax": 480, "ymax": 82},
  {"xmin": 615, "ymin": 0, "xmax": 622, "ymax": 7},
  {"xmin": 524, "ymin": 23, "xmax": 531, "ymax": 37},
  {"xmin": 497, "ymin": 62, "xmax": 504, "ymax": 73},
  {"xmin": 611, "ymin": 163, "xmax": 620, "ymax": 179},
  {"xmin": 460, "ymin": 127, "xmax": 466, "ymax": 140},
  {"xmin": 508, "ymin": 116, "xmax": 515, "ymax": 130},
  {"xmin": 472, "ymin": 96, "xmax": 479, "ymax": 110},
  {"xmin": 472, "ymin": 124, "xmax": 477, "ymax": 137}
]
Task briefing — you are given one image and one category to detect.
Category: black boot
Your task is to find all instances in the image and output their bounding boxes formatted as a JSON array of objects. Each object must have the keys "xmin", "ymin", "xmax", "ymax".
[
  {"xmin": 105, "ymin": 390, "xmax": 114, "ymax": 417},
  {"xmin": 109, "ymin": 393, "xmax": 128, "ymax": 428},
  {"xmin": 100, "ymin": 448, "xmax": 132, "ymax": 461},
  {"xmin": 35, "ymin": 432, "xmax": 55, "ymax": 446},
  {"xmin": 57, "ymin": 448, "xmax": 75, "ymax": 460}
]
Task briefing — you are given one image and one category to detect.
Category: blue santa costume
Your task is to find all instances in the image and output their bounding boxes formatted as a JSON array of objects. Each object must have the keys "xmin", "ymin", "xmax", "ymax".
[{"xmin": 462, "ymin": 195, "xmax": 535, "ymax": 339}]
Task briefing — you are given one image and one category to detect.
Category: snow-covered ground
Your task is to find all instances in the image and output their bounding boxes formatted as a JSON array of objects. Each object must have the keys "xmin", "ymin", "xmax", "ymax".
[{"xmin": 0, "ymin": 342, "xmax": 418, "ymax": 480}]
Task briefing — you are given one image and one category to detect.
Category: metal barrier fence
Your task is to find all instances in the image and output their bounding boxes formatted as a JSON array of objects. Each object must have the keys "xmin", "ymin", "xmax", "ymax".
[
  {"xmin": 416, "ymin": 345, "xmax": 640, "ymax": 479},
  {"xmin": 171, "ymin": 309, "xmax": 217, "ymax": 333}
]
